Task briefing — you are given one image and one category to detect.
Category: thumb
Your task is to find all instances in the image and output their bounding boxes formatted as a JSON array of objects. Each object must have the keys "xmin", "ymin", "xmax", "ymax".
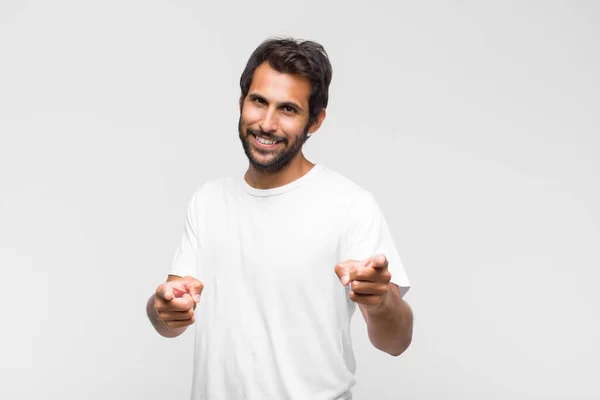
[
  {"xmin": 335, "ymin": 262, "xmax": 352, "ymax": 286},
  {"xmin": 185, "ymin": 279, "xmax": 205, "ymax": 303}
]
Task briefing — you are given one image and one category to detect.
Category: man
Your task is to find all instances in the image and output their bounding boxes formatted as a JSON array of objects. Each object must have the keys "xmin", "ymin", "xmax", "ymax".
[{"xmin": 146, "ymin": 37, "xmax": 413, "ymax": 400}]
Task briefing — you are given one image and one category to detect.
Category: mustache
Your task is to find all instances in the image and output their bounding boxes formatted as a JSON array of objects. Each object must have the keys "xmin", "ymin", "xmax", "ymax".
[{"xmin": 246, "ymin": 127, "xmax": 285, "ymax": 143}]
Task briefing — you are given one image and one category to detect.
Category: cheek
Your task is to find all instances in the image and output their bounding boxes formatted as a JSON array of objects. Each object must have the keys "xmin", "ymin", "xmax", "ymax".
[
  {"xmin": 279, "ymin": 117, "xmax": 305, "ymax": 137},
  {"xmin": 242, "ymin": 105, "xmax": 263, "ymax": 125}
]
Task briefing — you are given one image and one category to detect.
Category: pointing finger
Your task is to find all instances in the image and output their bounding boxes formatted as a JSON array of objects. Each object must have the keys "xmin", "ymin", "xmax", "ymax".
[
  {"xmin": 368, "ymin": 254, "xmax": 388, "ymax": 269},
  {"xmin": 336, "ymin": 261, "xmax": 366, "ymax": 286},
  {"xmin": 156, "ymin": 284, "xmax": 173, "ymax": 301},
  {"xmin": 341, "ymin": 269, "xmax": 351, "ymax": 286},
  {"xmin": 156, "ymin": 282, "xmax": 187, "ymax": 301},
  {"xmin": 184, "ymin": 279, "xmax": 205, "ymax": 303},
  {"xmin": 334, "ymin": 262, "xmax": 352, "ymax": 286}
]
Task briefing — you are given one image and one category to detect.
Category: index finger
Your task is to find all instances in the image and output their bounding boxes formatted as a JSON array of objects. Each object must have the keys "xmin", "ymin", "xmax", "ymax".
[
  {"xmin": 156, "ymin": 282, "xmax": 187, "ymax": 301},
  {"xmin": 348, "ymin": 259, "xmax": 368, "ymax": 281},
  {"xmin": 368, "ymin": 254, "xmax": 388, "ymax": 269}
]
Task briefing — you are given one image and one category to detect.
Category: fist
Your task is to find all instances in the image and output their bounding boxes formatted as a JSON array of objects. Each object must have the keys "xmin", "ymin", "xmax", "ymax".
[
  {"xmin": 154, "ymin": 276, "xmax": 204, "ymax": 329},
  {"xmin": 335, "ymin": 254, "xmax": 392, "ymax": 310}
]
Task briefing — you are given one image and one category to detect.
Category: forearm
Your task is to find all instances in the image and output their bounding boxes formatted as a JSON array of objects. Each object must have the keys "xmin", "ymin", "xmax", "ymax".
[
  {"xmin": 146, "ymin": 294, "xmax": 188, "ymax": 338},
  {"xmin": 365, "ymin": 286, "xmax": 413, "ymax": 356}
]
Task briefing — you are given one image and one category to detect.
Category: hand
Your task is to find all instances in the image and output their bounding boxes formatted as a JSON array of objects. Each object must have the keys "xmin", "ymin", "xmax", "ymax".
[
  {"xmin": 153, "ymin": 276, "xmax": 204, "ymax": 329},
  {"xmin": 335, "ymin": 254, "xmax": 392, "ymax": 311}
]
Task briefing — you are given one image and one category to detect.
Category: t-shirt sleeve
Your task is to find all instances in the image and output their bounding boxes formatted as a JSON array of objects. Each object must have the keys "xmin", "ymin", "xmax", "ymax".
[
  {"xmin": 168, "ymin": 189, "xmax": 201, "ymax": 278},
  {"xmin": 340, "ymin": 190, "xmax": 411, "ymax": 297}
]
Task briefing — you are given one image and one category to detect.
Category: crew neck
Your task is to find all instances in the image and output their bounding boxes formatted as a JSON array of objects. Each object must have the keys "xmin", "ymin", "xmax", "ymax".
[{"xmin": 240, "ymin": 164, "xmax": 324, "ymax": 197}]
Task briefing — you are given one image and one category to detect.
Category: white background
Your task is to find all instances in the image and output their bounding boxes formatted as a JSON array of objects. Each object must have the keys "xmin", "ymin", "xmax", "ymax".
[{"xmin": 1, "ymin": 1, "xmax": 599, "ymax": 399}]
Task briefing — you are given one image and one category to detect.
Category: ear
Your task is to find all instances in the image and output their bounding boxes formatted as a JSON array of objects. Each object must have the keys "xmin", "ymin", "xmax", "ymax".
[{"xmin": 307, "ymin": 108, "xmax": 327, "ymax": 134}]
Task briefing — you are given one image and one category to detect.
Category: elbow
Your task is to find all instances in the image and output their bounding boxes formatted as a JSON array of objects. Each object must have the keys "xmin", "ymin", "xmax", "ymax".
[
  {"xmin": 373, "ymin": 331, "xmax": 412, "ymax": 357},
  {"xmin": 389, "ymin": 334, "xmax": 412, "ymax": 357},
  {"xmin": 388, "ymin": 324, "xmax": 413, "ymax": 357},
  {"xmin": 390, "ymin": 302, "xmax": 413, "ymax": 356}
]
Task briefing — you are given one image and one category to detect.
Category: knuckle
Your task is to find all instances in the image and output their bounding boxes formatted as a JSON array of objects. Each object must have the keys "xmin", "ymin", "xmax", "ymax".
[
  {"xmin": 180, "ymin": 319, "xmax": 192, "ymax": 327},
  {"xmin": 156, "ymin": 311, "xmax": 167, "ymax": 321},
  {"xmin": 167, "ymin": 320, "xmax": 183, "ymax": 328},
  {"xmin": 168, "ymin": 298, "xmax": 181, "ymax": 309}
]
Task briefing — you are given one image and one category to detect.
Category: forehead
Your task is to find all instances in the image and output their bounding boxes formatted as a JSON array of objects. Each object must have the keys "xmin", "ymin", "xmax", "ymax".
[{"xmin": 249, "ymin": 62, "xmax": 311, "ymax": 107}]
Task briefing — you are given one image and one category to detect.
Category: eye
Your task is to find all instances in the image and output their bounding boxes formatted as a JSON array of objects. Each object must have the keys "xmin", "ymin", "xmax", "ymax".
[
  {"xmin": 281, "ymin": 105, "xmax": 297, "ymax": 114},
  {"xmin": 253, "ymin": 97, "xmax": 266, "ymax": 105}
]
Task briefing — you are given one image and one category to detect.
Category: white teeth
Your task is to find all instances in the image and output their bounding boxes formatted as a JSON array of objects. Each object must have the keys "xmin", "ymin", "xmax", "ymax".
[{"xmin": 257, "ymin": 136, "xmax": 277, "ymax": 145}]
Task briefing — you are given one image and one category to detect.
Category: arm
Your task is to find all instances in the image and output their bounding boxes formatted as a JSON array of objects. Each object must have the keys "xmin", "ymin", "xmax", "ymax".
[
  {"xmin": 339, "ymin": 191, "xmax": 413, "ymax": 355},
  {"xmin": 336, "ymin": 254, "xmax": 413, "ymax": 357},
  {"xmin": 359, "ymin": 283, "xmax": 413, "ymax": 356}
]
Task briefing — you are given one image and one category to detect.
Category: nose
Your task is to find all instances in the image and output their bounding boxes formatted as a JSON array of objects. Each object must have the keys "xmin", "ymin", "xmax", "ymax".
[{"xmin": 259, "ymin": 107, "xmax": 279, "ymax": 133}]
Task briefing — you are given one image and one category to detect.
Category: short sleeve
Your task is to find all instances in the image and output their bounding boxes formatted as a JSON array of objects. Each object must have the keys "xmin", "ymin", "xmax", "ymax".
[
  {"xmin": 168, "ymin": 190, "xmax": 201, "ymax": 278},
  {"xmin": 340, "ymin": 190, "xmax": 411, "ymax": 297}
]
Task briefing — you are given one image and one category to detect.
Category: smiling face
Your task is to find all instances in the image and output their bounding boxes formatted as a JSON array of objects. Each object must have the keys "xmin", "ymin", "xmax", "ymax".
[{"xmin": 238, "ymin": 62, "xmax": 317, "ymax": 173}]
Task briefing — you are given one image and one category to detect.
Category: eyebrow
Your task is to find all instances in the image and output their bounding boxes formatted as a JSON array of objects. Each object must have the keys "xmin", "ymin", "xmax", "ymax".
[{"xmin": 248, "ymin": 93, "xmax": 305, "ymax": 113}]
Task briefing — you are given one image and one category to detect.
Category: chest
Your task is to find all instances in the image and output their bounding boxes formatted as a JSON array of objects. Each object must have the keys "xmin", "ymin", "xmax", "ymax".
[
  {"xmin": 198, "ymin": 194, "xmax": 345, "ymax": 296},
  {"xmin": 194, "ymin": 190, "xmax": 354, "ymax": 347}
]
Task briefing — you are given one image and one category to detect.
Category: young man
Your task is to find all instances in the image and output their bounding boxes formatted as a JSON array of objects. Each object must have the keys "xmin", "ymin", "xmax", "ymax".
[{"xmin": 146, "ymin": 37, "xmax": 413, "ymax": 400}]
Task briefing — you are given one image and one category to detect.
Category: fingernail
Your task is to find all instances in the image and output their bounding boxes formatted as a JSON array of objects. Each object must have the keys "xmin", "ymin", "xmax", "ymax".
[
  {"xmin": 341, "ymin": 275, "xmax": 349, "ymax": 286},
  {"xmin": 194, "ymin": 294, "xmax": 201, "ymax": 302}
]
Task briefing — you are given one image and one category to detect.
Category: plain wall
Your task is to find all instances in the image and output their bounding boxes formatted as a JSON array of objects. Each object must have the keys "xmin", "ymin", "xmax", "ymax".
[{"xmin": 1, "ymin": 1, "xmax": 599, "ymax": 399}]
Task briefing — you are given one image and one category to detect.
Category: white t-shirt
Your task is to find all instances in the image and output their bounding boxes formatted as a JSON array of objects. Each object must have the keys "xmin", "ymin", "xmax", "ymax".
[{"xmin": 168, "ymin": 164, "xmax": 410, "ymax": 400}]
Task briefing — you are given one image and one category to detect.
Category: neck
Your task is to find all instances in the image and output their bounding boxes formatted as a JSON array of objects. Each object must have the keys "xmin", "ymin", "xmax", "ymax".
[{"xmin": 245, "ymin": 154, "xmax": 315, "ymax": 190}]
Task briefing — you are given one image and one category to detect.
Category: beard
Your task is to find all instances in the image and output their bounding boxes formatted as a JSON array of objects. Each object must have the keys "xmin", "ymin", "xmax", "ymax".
[{"xmin": 238, "ymin": 116, "xmax": 310, "ymax": 173}]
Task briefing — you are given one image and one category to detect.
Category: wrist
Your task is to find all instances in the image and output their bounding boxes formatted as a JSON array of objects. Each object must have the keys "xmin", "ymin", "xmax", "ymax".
[{"xmin": 366, "ymin": 292, "xmax": 394, "ymax": 317}]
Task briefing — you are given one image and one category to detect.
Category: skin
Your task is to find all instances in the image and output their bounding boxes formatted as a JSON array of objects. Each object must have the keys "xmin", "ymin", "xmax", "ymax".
[
  {"xmin": 238, "ymin": 61, "xmax": 326, "ymax": 189},
  {"xmin": 147, "ymin": 61, "xmax": 413, "ymax": 356},
  {"xmin": 335, "ymin": 254, "xmax": 413, "ymax": 356},
  {"xmin": 146, "ymin": 275, "xmax": 203, "ymax": 338}
]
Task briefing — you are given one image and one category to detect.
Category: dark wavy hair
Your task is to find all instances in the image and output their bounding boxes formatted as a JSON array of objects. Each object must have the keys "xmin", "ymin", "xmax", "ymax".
[{"xmin": 240, "ymin": 37, "xmax": 333, "ymax": 126}]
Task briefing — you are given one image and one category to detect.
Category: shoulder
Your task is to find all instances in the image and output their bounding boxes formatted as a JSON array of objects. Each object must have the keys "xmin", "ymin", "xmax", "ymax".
[
  {"xmin": 313, "ymin": 165, "xmax": 379, "ymax": 216},
  {"xmin": 312, "ymin": 167, "xmax": 387, "ymax": 231},
  {"xmin": 187, "ymin": 176, "xmax": 237, "ymax": 206},
  {"xmin": 314, "ymin": 165, "xmax": 370, "ymax": 203}
]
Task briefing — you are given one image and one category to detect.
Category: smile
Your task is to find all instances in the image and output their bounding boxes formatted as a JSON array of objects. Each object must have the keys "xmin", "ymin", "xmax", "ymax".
[{"xmin": 253, "ymin": 134, "xmax": 282, "ymax": 147}]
